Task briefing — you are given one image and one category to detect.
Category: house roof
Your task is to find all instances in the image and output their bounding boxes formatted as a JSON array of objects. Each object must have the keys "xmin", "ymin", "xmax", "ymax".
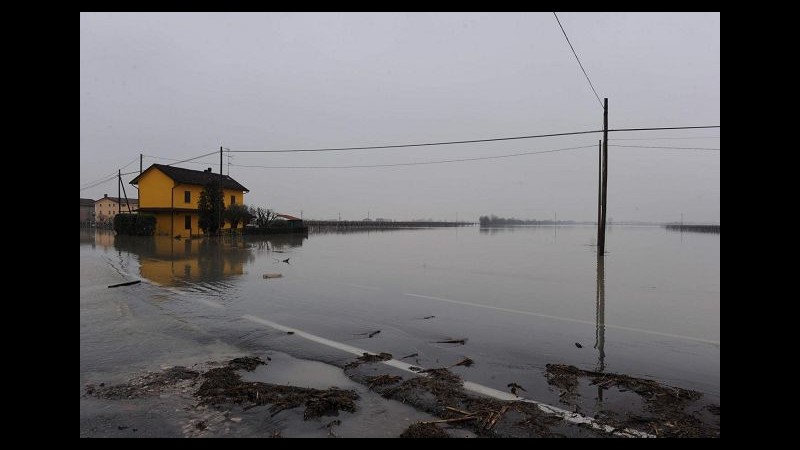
[
  {"xmin": 277, "ymin": 213, "xmax": 302, "ymax": 221},
  {"xmin": 80, "ymin": 198, "xmax": 95, "ymax": 207},
  {"xmin": 95, "ymin": 197, "xmax": 139, "ymax": 204},
  {"xmin": 130, "ymin": 164, "xmax": 249, "ymax": 192}
]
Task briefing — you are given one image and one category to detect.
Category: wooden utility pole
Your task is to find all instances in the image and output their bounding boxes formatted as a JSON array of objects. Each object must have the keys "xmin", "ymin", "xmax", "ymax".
[
  {"xmin": 219, "ymin": 146, "xmax": 223, "ymax": 235},
  {"xmin": 140, "ymin": 153, "xmax": 143, "ymax": 174},
  {"xmin": 118, "ymin": 169, "xmax": 121, "ymax": 219},
  {"xmin": 597, "ymin": 140, "xmax": 602, "ymax": 241},
  {"xmin": 598, "ymin": 98, "xmax": 609, "ymax": 255}
]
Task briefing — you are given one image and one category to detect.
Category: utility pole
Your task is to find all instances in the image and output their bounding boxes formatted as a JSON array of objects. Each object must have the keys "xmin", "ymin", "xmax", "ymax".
[
  {"xmin": 118, "ymin": 169, "xmax": 121, "ymax": 220},
  {"xmin": 219, "ymin": 146, "xmax": 223, "ymax": 236},
  {"xmin": 140, "ymin": 153, "xmax": 143, "ymax": 174},
  {"xmin": 598, "ymin": 98, "xmax": 609, "ymax": 255},
  {"xmin": 597, "ymin": 140, "xmax": 602, "ymax": 242}
]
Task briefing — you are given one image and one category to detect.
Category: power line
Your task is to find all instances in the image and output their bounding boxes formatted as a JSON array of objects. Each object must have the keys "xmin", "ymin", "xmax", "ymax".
[
  {"xmin": 228, "ymin": 130, "xmax": 601, "ymax": 153},
  {"xmin": 144, "ymin": 154, "xmax": 219, "ymax": 167},
  {"xmin": 165, "ymin": 150, "xmax": 220, "ymax": 166},
  {"xmin": 553, "ymin": 12, "xmax": 604, "ymax": 109},
  {"xmin": 611, "ymin": 136, "xmax": 720, "ymax": 141},
  {"xmin": 609, "ymin": 125, "xmax": 720, "ymax": 133},
  {"xmin": 225, "ymin": 126, "xmax": 718, "ymax": 154},
  {"xmin": 610, "ymin": 144, "xmax": 720, "ymax": 151},
  {"xmin": 80, "ymin": 156, "xmax": 139, "ymax": 188},
  {"xmin": 230, "ymin": 144, "xmax": 596, "ymax": 169},
  {"xmin": 79, "ymin": 174, "xmax": 118, "ymax": 191}
]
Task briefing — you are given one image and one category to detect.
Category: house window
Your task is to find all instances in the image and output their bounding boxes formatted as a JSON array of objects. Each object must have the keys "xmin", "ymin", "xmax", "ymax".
[
  {"xmin": 231, "ymin": 195, "xmax": 236, "ymax": 205},
  {"xmin": 184, "ymin": 191, "xmax": 191, "ymax": 203},
  {"xmin": 185, "ymin": 215, "xmax": 192, "ymax": 230}
]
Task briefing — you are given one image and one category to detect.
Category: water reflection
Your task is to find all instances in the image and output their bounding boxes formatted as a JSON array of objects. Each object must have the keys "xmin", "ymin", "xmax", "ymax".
[
  {"xmin": 80, "ymin": 229, "xmax": 116, "ymax": 250},
  {"xmin": 594, "ymin": 254, "xmax": 606, "ymax": 403},
  {"xmin": 247, "ymin": 233, "xmax": 307, "ymax": 254},
  {"xmin": 114, "ymin": 236, "xmax": 256, "ymax": 286}
]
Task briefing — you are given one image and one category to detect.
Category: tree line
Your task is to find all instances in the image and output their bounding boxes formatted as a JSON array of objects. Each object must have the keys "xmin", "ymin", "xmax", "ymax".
[
  {"xmin": 198, "ymin": 180, "xmax": 278, "ymax": 234},
  {"xmin": 479, "ymin": 215, "xmax": 576, "ymax": 226}
]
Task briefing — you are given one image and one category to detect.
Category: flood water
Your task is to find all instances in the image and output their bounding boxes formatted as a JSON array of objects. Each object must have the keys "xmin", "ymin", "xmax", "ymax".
[{"xmin": 80, "ymin": 225, "xmax": 719, "ymax": 436}]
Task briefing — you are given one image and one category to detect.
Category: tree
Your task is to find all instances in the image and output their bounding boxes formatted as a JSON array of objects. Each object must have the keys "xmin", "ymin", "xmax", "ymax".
[
  {"xmin": 225, "ymin": 204, "xmax": 251, "ymax": 230},
  {"xmin": 198, "ymin": 180, "xmax": 226, "ymax": 234},
  {"xmin": 248, "ymin": 206, "xmax": 277, "ymax": 229}
]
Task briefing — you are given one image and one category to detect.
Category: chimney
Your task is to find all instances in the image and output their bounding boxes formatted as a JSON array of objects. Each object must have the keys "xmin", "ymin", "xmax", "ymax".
[
  {"xmin": 104, "ymin": 194, "xmax": 108, "ymax": 198},
  {"xmin": 205, "ymin": 168, "xmax": 212, "ymax": 173}
]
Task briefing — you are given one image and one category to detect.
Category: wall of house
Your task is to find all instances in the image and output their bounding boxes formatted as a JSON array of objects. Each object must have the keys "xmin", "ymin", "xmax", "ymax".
[
  {"xmin": 95, "ymin": 198, "xmax": 118, "ymax": 222},
  {"xmin": 94, "ymin": 198, "xmax": 138, "ymax": 222},
  {"xmin": 138, "ymin": 169, "xmax": 175, "ymax": 208},
  {"xmin": 224, "ymin": 189, "xmax": 244, "ymax": 208}
]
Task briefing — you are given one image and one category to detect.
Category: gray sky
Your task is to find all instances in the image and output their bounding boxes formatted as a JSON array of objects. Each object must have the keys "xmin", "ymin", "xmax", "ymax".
[{"xmin": 80, "ymin": 12, "xmax": 719, "ymax": 223}]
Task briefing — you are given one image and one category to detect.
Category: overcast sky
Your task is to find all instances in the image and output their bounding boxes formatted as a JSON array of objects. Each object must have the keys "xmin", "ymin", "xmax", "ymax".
[{"xmin": 80, "ymin": 12, "xmax": 719, "ymax": 223}]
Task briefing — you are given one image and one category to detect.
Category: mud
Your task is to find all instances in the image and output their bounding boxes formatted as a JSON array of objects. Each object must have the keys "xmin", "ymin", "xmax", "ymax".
[
  {"xmin": 544, "ymin": 364, "xmax": 719, "ymax": 438},
  {"xmin": 85, "ymin": 356, "xmax": 359, "ymax": 421},
  {"xmin": 400, "ymin": 423, "xmax": 450, "ymax": 438}
]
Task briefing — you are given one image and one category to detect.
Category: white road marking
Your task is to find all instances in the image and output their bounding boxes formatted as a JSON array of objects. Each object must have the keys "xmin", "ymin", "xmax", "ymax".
[
  {"xmin": 240, "ymin": 313, "xmax": 654, "ymax": 438},
  {"xmin": 403, "ymin": 293, "xmax": 719, "ymax": 345}
]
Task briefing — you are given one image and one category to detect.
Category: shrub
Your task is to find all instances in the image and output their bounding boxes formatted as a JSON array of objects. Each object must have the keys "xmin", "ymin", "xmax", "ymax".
[{"xmin": 114, "ymin": 213, "xmax": 156, "ymax": 236}]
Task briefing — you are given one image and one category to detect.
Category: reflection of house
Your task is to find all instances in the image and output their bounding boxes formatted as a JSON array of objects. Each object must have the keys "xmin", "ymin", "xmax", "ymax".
[
  {"xmin": 80, "ymin": 198, "xmax": 95, "ymax": 225},
  {"xmin": 130, "ymin": 164, "xmax": 249, "ymax": 237},
  {"xmin": 115, "ymin": 236, "xmax": 251, "ymax": 286},
  {"xmin": 94, "ymin": 194, "xmax": 139, "ymax": 224}
]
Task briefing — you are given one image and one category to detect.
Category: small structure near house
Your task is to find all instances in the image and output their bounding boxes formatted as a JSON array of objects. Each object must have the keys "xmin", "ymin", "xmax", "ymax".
[{"xmin": 275, "ymin": 213, "xmax": 305, "ymax": 230}]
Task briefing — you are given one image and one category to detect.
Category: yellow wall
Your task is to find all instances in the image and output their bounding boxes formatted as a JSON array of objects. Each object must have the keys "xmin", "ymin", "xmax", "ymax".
[
  {"xmin": 173, "ymin": 183, "xmax": 204, "ymax": 209},
  {"xmin": 223, "ymin": 189, "xmax": 245, "ymax": 208},
  {"xmin": 138, "ymin": 169, "xmax": 176, "ymax": 208},
  {"xmin": 154, "ymin": 213, "xmax": 173, "ymax": 236}
]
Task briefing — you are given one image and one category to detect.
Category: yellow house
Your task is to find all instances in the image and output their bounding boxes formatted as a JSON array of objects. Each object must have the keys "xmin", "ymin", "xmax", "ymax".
[{"xmin": 130, "ymin": 164, "xmax": 249, "ymax": 237}]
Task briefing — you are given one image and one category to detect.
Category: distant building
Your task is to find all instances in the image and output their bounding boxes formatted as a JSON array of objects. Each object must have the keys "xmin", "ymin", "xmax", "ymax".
[
  {"xmin": 276, "ymin": 213, "xmax": 306, "ymax": 230},
  {"xmin": 80, "ymin": 198, "xmax": 95, "ymax": 225},
  {"xmin": 130, "ymin": 164, "xmax": 248, "ymax": 237},
  {"xmin": 94, "ymin": 194, "xmax": 139, "ymax": 225}
]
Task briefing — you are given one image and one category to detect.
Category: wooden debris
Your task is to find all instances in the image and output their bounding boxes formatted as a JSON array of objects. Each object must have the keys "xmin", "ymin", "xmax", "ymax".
[
  {"xmin": 366, "ymin": 374, "xmax": 403, "ymax": 389},
  {"xmin": 263, "ymin": 273, "xmax": 283, "ymax": 279},
  {"xmin": 445, "ymin": 406, "xmax": 474, "ymax": 416},
  {"xmin": 368, "ymin": 330, "xmax": 381, "ymax": 338},
  {"xmin": 508, "ymin": 382, "xmax": 526, "ymax": 396},
  {"xmin": 434, "ymin": 339, "xmax": 466, "ymax": 345},
  {"xmin": 451, "ymin": 357, "xmax": 474, "ymax": 368},
  {"xmin": 400, "ymin": 353, "xmax": 419, "ymax": 359},
  {"xmin": 419, "ymin": 417, "xmax": 477, "ymax": 425},
  {"xmin": 108, "ymin": 280, "xmax": 141, "ymax": 288}
]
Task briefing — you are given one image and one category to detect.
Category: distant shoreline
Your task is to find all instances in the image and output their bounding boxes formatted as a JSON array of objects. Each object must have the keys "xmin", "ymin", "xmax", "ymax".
[{"xmin": 664, "ymin": 224, "xmax": 720, "ymax": 233}]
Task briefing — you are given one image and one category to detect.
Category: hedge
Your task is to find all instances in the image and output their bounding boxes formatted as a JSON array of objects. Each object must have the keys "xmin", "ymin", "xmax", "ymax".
[{"xmin": 114, "ymin": 213, "xmax": 156, "ymax": 236}]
